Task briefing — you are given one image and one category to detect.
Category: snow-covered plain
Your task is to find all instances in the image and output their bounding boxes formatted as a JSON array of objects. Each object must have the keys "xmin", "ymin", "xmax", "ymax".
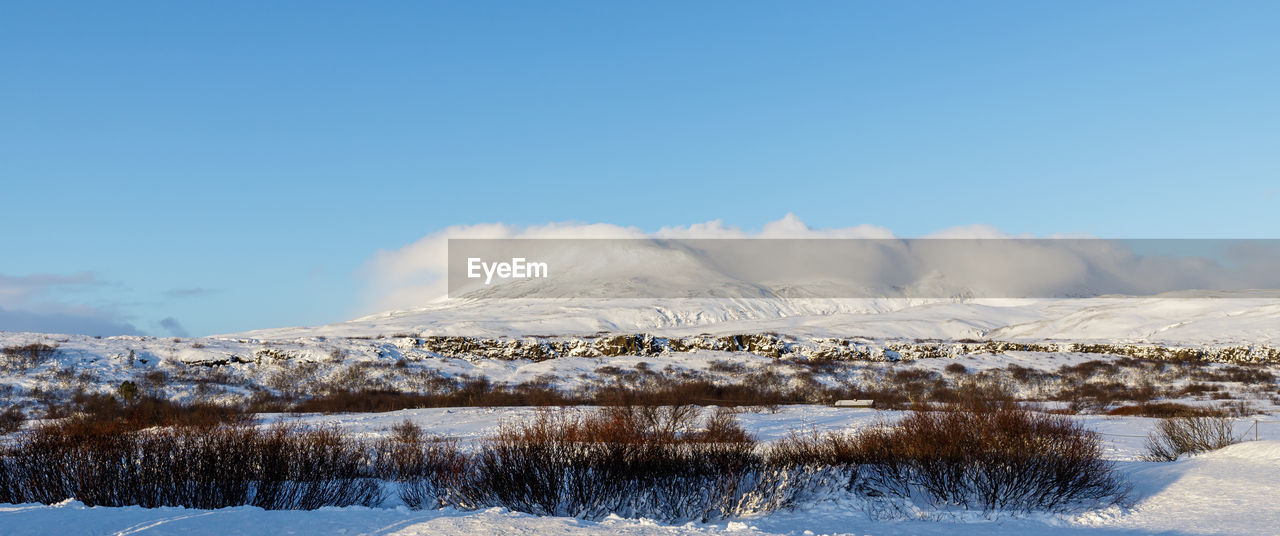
[
  {"xmin": 5, "ymin": 292, "xmax": 1280, "ymax": 534},
  {"xmin": 4, "ymin": 293, "xmax": 1280, "ymax": 409}
]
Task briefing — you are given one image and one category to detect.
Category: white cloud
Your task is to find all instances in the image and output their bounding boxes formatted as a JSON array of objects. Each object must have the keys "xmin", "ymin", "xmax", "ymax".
[
  {"xmin": 358, "ymin": 215, "xmax": 1001, "ymax": 311},
  {"xmin": 0, "ymin": 273, "xmax": 142, "ymax": 335},
  {"xmin": 358, "ymin": 215, "xmax": 1280, "ymax": 313},
  {"xmin": 359, "ymin": 221, "xmax": 652, "ymax": 311}
]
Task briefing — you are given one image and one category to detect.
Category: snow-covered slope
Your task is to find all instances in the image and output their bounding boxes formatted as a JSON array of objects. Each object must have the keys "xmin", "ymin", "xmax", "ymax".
[
  {"xmin": 236, "ymin": 291, "xmax": 1280, "ymax": 347},
  {"xmin": 241, "ymin": 234, "xmax": 1280, "ymax": 344}
]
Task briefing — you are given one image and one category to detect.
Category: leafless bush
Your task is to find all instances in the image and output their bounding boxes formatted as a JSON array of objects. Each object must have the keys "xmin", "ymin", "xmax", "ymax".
[
  {"xmin": 288, "ymin": 380, "xmax": 576, "ymax": 413},
  {"xmin": 771, "ymin": 407, "xmax": 1129, "ymax": 514},
  {"xmin": 267, "ymin": 361, "xmax": 320, "ymax": 397},
  {"xmin": 873, "ymin": 408, "xmax": 1127, "ymax": 512},
  {"xmin": 708, "ymin": 360, "xmax": 748, "ymax": 374},
  {"xmin": 393, "ymin": 405, "xmax": 1124, "ymax": 519},
  {"xmin": 1144, "ymin": 415, "xmax": 1239, "ymax": 461},
  {"xmin": 2, "ymin": 422, "xmax": 382, "ymax": 509},
  {"xmin": 1, "ymin": 343, "xmax": 58, "ymax": 370},
  {"xmin": 271, "ymin": 369, "xmax": 1038, "ymax": 414},
  {"xmin": 1004, "ymin": 364, "xmax": 1052, "ymax": 387},
  {"xmin": 1056, "ymin": 381, "xmax": 1134, "ymax": 414},
  {"xmin": 324, "ymin": 363, "xmax": 385, "ymax": 393},
  {"xmin": 930, "ymin": 377, "xmax": 1015, "ymax": 410},
  {"xmin": 373, "ymin": 420, "xmax": 467, "ymax": 509},
  {"xmin": 606, "ymin": 404, "xmax": 701, "ymax": 440},
  {"xmin": 1058, "ymin": 360, "xmax": 1121, "ymax": 380},
  {"xmin": 407, "ymin": 369, "xmax": 460, "ymax": 393},
  {"xmin": 591, "ymin": 379, "xmax": 788, "ymax": 408},
  {"xmin": 768, "ymin": 429, "xmax": 862, "ymax": 469},
  {"xmin": 1107, "ymin": 402, "xmax": 1225, "ymax": 418},
  {"xmin": 1178, "ymin": 382, "xmax": 1220, "ymax": 397},
  {"xmin": 1217, "ymin": 400, "xmax": 1258, "ymax": 418},
  {"xmin": 757, "ymin": 429, "xmax": 863, "ymax": 508},
  {"xmin": 400, "ymin": 407, "xmax": 764, "ymax": 521},
  {"xmin": 43, "ymin": 392, "xmax": 250, "ymax": 430},
  {"xmin": 0, "ymin": 406, "xmax": 24, "ymax": 434},
  {"xmin": 250, "ymin": 425, "xmax": 384, "ymax": 509},
  {"xmin": 1191, "ymin": 365, "xmax": 1275, "ymax": 385},
  {"xmin": 0, "ymin": 401, "xmax": 1134, "ymax": 518},
  {"xmin": 140, "ymin": 370, "xmax": 169, "ymax": 392},
  {"xmin": 594, "ymin": 365, "xmax": 625, "ymax": 377},
  {"xmin": 697, "ymin": 407, "xmax": 754, "ymax": 443}
]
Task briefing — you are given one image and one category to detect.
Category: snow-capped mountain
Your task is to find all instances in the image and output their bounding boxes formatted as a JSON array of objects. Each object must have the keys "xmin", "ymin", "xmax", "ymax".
[{"xmin": 232, "ymin": 291, "xmax": 1280, "ymax": 347}]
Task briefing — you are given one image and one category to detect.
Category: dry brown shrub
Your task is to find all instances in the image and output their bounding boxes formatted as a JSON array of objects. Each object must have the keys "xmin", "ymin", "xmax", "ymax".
[{"xmin": 1144, "ymin": 415, "xmax": 1239, "ymax": 461}]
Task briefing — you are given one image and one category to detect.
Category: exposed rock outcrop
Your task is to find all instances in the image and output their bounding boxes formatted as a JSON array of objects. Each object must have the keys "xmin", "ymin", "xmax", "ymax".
[{"xmin": 391, "ymin": 334, "xmax": 1280, "ymax": 364}]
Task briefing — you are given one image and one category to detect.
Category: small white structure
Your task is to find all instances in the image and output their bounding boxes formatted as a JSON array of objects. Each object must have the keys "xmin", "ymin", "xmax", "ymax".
[{"xmin": 833, "ymin": 399, "xmax": 875, "ymax": 408}]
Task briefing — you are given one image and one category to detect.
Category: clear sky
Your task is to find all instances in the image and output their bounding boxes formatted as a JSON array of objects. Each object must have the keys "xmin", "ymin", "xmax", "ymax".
[{"xmin": 2, "ymin": 1, "xmax": 1278, "ymax": 337}]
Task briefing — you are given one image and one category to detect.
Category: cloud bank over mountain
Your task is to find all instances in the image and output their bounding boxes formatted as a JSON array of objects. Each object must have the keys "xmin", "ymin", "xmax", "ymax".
[
  {"xmin": 358, "ymin": 215, "xmax": 899, "ymax": 311},
  {"xmin": 360, "ymin": 215, "xmax": 1280, "ymax": 312}
]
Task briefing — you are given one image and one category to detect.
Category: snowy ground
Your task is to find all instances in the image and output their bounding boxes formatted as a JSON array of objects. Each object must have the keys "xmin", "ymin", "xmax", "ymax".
[
  {"xmin": 5, "ymin": 295, "xmax": 1280, "ymax": 534},
  {"xmin": 3, "ymin": 337, "xmax": 1278, "ymax": 417},
  {"xmin": 5, "ymin": 293, "xmax": 1280, "ymax": 415},
  {"xmin": 4, "ymin": 406, "xmax": 1280, "ymax": 535}
]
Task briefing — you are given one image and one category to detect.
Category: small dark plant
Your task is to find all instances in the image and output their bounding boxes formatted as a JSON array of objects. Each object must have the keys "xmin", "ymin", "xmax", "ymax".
[
  {"xmin": 0, "ymin": 406, "xmax": 24, "ymax": 434},
  {"xmin": 1144, "ymin": 415, "xmax": 1239, "ymax": 461}
]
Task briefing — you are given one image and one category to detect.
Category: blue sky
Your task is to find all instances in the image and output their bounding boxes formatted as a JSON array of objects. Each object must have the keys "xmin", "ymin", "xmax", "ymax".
[{"xmin": 1, "ymin": 1, "xmax": 1277, "ymax": 337}]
